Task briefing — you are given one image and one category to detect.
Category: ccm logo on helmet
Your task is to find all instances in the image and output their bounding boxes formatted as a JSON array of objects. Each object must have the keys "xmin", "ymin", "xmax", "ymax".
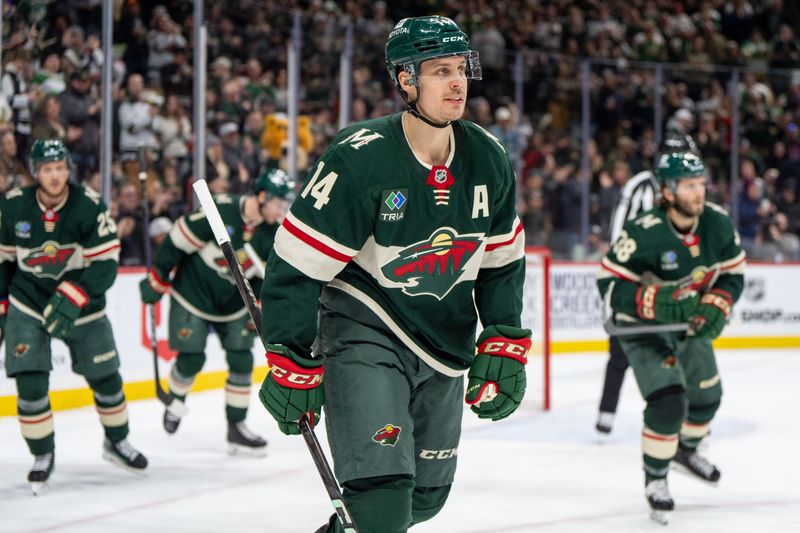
[{"xmin": 442, "ymin": 36, "xmax": 465, "ymax": 42}]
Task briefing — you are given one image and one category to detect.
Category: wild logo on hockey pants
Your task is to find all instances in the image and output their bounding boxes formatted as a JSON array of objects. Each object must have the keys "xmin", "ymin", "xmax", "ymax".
[{"xmin": 372, "ymin": 424, "xmax": 402, "ymax": 447}]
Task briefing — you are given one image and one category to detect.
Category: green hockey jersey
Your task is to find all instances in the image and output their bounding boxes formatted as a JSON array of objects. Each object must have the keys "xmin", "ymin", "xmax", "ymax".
[
  {"xmin": 260, "ymin": 113, "xmax": 526, "ymax": 376},
  {"xmin": 597, "ymin": 202, "xmax": 746, "ymax": 323},
  {"xmin": 0, "ymin": 183, "xmax": 120, "ymax": 321},
  {"xmin": 153, "ymin": 194, "xmax": 277, "ymax": 322}
]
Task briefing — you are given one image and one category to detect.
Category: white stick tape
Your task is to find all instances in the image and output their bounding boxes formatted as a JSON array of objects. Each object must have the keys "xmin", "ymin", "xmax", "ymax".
[{"xmin": 192, "ymin": 180, "xmax": 230, "ymax": 246}]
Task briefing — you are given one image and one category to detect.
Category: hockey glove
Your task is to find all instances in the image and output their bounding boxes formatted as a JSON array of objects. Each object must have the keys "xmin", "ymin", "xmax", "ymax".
[
  {"xmin": 0, "ymin": 297, "xmax": 8, "ymax": 334},
  {"xmin": 139, "ymin": 267, "xmax": 170, "ymax": 304},
  {"xmin": 259, "ymin": 344, "xmax": 324, "ymax": 436},
  {"xmin": 688, "ymin": 289, "xmax": 733, "ymax": 340},
  {"xmin": 465, "ymin": 325, "xmax": 531, "ymax": 421},
  {"xmin": 43, "ymin": 282, "xmax": 88, "ymax": 339},
  {"xmin": 636, "ymin": 283, "xmax": 699, "ymax": 323}
]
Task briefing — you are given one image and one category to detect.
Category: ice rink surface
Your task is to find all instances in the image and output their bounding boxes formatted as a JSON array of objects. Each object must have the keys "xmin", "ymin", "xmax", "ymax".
[{"xmin": 1, "ymin": 348, "xmax": 798, "ymax": 533}]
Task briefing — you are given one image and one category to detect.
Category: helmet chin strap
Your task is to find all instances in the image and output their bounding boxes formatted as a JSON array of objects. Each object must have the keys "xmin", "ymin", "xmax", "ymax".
[
  {"xmin": 407, "ymin": 101, "xmax": 451, "ymax": 129},
  {"xmin": 402, "ymin": 83, "xmax": 452, "ymax": 129}
]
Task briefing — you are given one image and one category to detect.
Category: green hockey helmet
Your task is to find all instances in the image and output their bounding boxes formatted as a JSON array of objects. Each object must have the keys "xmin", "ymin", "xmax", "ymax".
[
  {"xmin": 29, "ymin": 138, "xmax": 69, "ymax": 174},
  {"xmin": 656, "ymin": 152, "xmax": 706, "ymax": 186},
  {"xmin": 255, "ymin": 168, "xmax": 296, "ymax": 201},
  {"xmin": 385, "ymin": 16, "xmax": 481, "ymax": 93}
]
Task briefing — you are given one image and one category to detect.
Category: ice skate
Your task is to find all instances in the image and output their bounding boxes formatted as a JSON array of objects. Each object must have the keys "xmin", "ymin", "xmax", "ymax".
[
  {"xmin": 672, "ymin": 446, "xmax": 720, "ymax": 485},
  {"xmin": 102, "ymin": 437, "xmax": 148, "ymax": 475},
  {"xmin": 227, "ymin": 421, "xmax": 267, "ymax": 457},
  {"xmin": 28, "ymin": 451, "xmax": 54, "ymax": 496},
  {"xmin": 595, "ymin": 411, "xmax": 615, "ymax": 439},
  {"xmin": 163, "ymin": 409, "xmax": 182, "ymax": 434},
  {"xmin": 645, "ymin": 475, "xmax": 674, "ymax": 525}
]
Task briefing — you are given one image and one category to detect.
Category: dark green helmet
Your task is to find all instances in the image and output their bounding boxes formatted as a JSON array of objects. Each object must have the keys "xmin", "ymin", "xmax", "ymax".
[
  {"xmin": 29, "ymin": 138, "xmax": 69, "ymax": 174},
  {"xmin": 385, "ymin": 16, "xmax": 481, "ymax": 92},
  {"xmin": 656, "ymin": 152, "xmax": 706, "ymax": 185},
  {"xmin": 255, "ymin": 168, "xmax": 296, "ymax": 200}
]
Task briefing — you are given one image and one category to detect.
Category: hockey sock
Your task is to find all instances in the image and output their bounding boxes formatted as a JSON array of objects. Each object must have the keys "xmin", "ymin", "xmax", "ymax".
[
  {"xmin": 680, "ymin": 400, "xmax": 720, "ymax": 450},
  {"xmin": 334, "ymin": 475, "xmax": 414, "ymax": 533},
  {"xmin": 643, "ymin": 386, "xmax": 686, "ymax": 478},
  {"xmin": 168, "ymin": 352, "xmax": 206, "ymax": 401},
  {"xmin": 225, "ymin": 350, "xmax": 254, "ymax": 422},
  {"xmin": 15, "ymin": 372, "xmax": 55, "ymax": 456},
  {"xmin": 88, "ymin": 372, "xmax": 129, "ymax": 442},
  {"xmin": 410, "ymin": 484, "xmax": 452, "ymax": 526}
]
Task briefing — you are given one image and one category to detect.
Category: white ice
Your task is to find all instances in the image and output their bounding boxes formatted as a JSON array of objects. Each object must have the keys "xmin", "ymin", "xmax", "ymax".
[{"xmin": 2, "ymin": 349, "xmax": 799, "ymax": 533}]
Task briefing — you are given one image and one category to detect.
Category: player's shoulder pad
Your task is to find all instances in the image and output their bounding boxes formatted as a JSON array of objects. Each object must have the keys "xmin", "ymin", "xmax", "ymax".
[
  {"xmin": 332, "ymin": 115, "xmax": 394, "ymax": 154},
  {"xmin": 626, "ymin": 206, "xmax": 666, "ymax": 235},
  {"xmin": 702, "ymin": 201, "xmax": 734, "ymax": 228},
  {"xmin": 3, "ymin": 186, "xmax": 27, "ymax": 203},
  {"xmin": 459, "ymin": 119, "xmax": 509, "ymax": 157}
]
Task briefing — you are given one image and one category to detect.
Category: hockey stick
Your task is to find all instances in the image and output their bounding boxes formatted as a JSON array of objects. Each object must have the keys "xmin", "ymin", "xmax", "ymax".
[
  {"xmin": 193, "ymin": 180, "xmax": 358, "ymax": 533},
  {"xmin": 139, "ymin": 148, "xmax": 187, "ymax": 415},
  {"xmin": 604, "ymin": 320, "xmax": 690, "ymax": 336}
]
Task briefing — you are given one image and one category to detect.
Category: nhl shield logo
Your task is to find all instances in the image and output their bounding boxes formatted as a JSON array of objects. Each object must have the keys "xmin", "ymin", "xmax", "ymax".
[
  {"xmin": 381, "ymin": 227, "xmax": 482, "ymax": 300},
  {"xmin": 434, "ymin": 168, "xmax": 447, "ymax": 184}
]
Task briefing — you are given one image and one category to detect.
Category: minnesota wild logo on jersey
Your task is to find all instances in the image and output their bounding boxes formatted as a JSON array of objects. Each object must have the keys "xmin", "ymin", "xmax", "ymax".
[
  {"xmin": 21, "ymin": 241, "xmax": 79, "ymax": 279},
  {"xmin": 381, "ymin": 228, "xmax": 482, "ymax": 299}
]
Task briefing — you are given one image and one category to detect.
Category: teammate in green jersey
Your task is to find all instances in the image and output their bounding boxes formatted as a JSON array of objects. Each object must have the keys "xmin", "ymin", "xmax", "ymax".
[
  {"xmin": 596, "ymin": 151, "xmax": 746, "ymax": 523},
  {"xmin": 139, "ymin": 168, "xmax": 293, "ymax": 455},
  {"xmin": 0, "ymin": 139, "xmax": 148, "ymax": 494},
  {"xmin": 257, "ymin": 17, "xmax": 531, "ymax": 533}
]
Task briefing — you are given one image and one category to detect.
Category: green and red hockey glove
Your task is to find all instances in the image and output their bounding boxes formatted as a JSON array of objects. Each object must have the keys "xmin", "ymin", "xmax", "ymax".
[
  {"xmin": 636, "ymin": 283, "xmax": 699, "ymax": 323},
  {"xmin": 43, "ymin": 281, "xmax": 88, "ymax": 339},
  {"xmin": 465, "ymin": 325, "xmax": 532, "ymax": 421},
  {"xmin": 688, "ymin": 289, "xmax": 733, "ymax": 340},
  {"xmin": 139, "ymin": 267, "xmax": 170, "ymax": 304},
  {"xmin": 0, "ymin": 297, "xmax": 8, "ymax": 333},
  {"xmin": 259, "ymin": 344, "xmax": 325, "ymax": 435}
]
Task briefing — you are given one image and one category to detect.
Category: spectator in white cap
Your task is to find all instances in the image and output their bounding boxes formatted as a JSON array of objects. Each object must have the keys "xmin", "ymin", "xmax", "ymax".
[
  {"xmin": 489, "ymin": 106, "xmax": 526, "ymax": 164},
  {"xmin": 667, "ymin": 108, "xmax": 694, "ymax": 135},
  {"xmin": 148, "ymin": 216, "xmax": 173, "ymax": 248},
  {"xmin": 219, "ymin": 121, "xmax": 251, "ymax": 194}
]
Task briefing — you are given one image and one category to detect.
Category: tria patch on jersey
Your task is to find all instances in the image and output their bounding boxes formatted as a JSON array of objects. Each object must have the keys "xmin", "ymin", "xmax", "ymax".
[
  {"xmin": 372, "ymin": 424, "xmax": 401, "ymax": 447},
  {"xmin": 379, "ymin": 189, "xmax": 408, "ymax": 222},
  {"xmin": 426, "ymin": 165, "xmax": 455, "ymax": 206},
  {"xmin": 22, "ymin": 242, "xmax": 78, "ymax": 279},
  {"xmin": 381, "ymin": 228, "xmax": 482, "ymax": 299},
  {"xmin": 660, "ymin": 250, "xmax": 678, "ymax": 271},
  {"xmin": 15, "ymin": 220, "xmax": 32, "ymax": 238}
]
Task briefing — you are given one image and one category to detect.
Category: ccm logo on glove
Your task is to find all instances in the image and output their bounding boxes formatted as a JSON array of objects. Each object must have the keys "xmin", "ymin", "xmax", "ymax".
[{"xmin": 266, "ymin": 351, "xmax": 323, "ymax": 389}]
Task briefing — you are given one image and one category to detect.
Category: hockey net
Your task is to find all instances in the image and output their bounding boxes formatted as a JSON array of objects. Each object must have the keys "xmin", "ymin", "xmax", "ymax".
[{"xmin": 522, "ymin": 246, "xmax": 551, "ymax": 410}]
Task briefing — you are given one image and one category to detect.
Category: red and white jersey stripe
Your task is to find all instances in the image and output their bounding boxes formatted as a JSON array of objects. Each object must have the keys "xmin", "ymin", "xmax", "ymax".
[
  {"xmin": 273, "ymin": 211, "xmax": 358, "ymax": 282},
  {"xmin": 481, "ymin": 217, "xmax": 525, "ymax": 269}
]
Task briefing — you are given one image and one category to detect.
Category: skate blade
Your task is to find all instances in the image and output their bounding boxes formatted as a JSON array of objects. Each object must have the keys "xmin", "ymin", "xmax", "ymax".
[
  {"xmin": 650, "ymin": 510, "xmax": 670, "ymax": 525},
  {"xmin": 671, "ymin": 462, "xmax": 719, "ymax": 487},
  {"xmin": 30, "ymin": 481, "xmax": 49, "ymax": 496},
  {"xmin": 227, "ymin": 443, "xmax": 267, "ymax": 458},
  {"xmin": 102, "ymin": 451, "xmax": 149, "ymax": 477}
]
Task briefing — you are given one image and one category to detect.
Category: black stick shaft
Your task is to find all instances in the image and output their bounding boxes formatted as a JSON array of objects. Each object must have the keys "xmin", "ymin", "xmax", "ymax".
[
  {"xmin": 139, "ymin": 148, "xmax": 171, "ymax": 405},
  {"xmin": 195, "ymin": 180, "xmax": 357, "ymax": 532}
]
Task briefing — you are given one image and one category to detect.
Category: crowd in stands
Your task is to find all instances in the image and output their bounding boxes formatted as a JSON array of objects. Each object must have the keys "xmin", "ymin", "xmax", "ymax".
[{"xmin": 1, "ymin": 0, "xmax": 798, "ymax": 261}]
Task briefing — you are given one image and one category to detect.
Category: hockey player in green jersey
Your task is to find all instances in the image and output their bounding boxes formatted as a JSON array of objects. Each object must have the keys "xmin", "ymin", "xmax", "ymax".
[
  {"xmin": 0, "ymin": 139, "xmax": 148, "ymax": 494},
  {"xmin": 257, "ymin": 16, "xmax": 530, "ymax": 533},
  {"xmin": 139, "ymin": 168, "xmax": 293, "ymax": 455},
  {"xmin": 596, "ymin": 152, "xmax": 746, "ymax": 524}
]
